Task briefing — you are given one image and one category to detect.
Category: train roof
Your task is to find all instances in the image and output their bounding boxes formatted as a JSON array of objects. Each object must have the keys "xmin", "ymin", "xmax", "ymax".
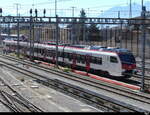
[
  {"xmin": 3, "ymin": 40, "xmax": 129, "ymax": 56},
  {"xmin": 70, "ymin": 44, "xmax": 89, "ymax": 49},
  {"xmin": 89, "ymin": 45, "xmax": 131, "ymax": 53}
]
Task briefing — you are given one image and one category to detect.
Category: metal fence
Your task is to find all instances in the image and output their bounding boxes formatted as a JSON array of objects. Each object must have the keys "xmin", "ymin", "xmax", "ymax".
[
  {"xmin": 0, "ymin": 12, "xmax": 150, "ymax": 91},
  {"xmin": 0, "ymin": 16, "xmax": 149, "ymax": 58}
]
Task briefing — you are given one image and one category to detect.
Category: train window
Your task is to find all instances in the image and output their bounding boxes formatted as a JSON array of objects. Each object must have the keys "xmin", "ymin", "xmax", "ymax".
[
  {"xmin": 34, "ymin": 48, "xmax": 38, "ymax": 53},
  {"xmin": 63, "ymin": 52, "xmax": 66, "ymax": 58},
  {"xmin": 44, "ymin": 50, "xmax": 47, "ymax": 56},
  {"xmin": 58, "ymin": 51, "xmax": 61, "ymax": 57},
  {"xmin": 47, "ymin": 51, "xmax": 49, "ymax": 56},
  {"xmin": 91, "ymin": 57, "xmax": 97, "ymax": 64},
  {"xmin": 91, "ymin": 57, "xmax": 102, "ymax": 65},
  {"xmin": 50, "ymin": 50, "xmax": 54, "ymax": 57},
  {"xmin": 67, "ymin": 53, "xmax": 69, "ymax": 58},
  {"xmin": 41, "ymin": 49, "xmax": 44, "ymax": 55},
  {"xmin": 77, "ymin": 54, "xmax": 81, "ymax": 63},
  {"xmin": 53, "ymin": 52, "xmax": 56, "ymax": 56},
  {"xmin": 49, "ymin": 52, "xmax": 52, "ymax": 57},
  {"xmin": 68, "ymin": 53, "xmax": 72, "ymax": 61},
  {"xmin": 97, "ymin": 57, "xmax": 102, "ymax": 64},
  {"xmin": 39, "ymin": 49, "xmax": 41, "ymax": 53},
  {"xmin": 110, "ymin": 56, "xmax": 118, "ymax": 63},
  {"xmin": 80, "ymin": 55, "xmax": 85, "ymax": 64},
  {"xmin": 59, "ymin": 52, "xmax": 63, "ymax": 57},
  {"xmin": 48, "ymin": 50, "xmax": 51, "ymax": 57},
  {"xmin": 64, "ymin": 52, "xmax": 68, "ymax": 58}
]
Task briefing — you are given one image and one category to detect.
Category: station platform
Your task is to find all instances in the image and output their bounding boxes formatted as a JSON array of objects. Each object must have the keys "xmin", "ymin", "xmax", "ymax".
[
  {"xmin": 0, "ymin": 58, "xmax": 150, "ymax": 112},
  {"xmin": 0, "ymin": 67, "xmax": 100, "ymax": 112},
  {"xmin": 37, "ymin": 61, "xmax": 150, "ymax": 112}
]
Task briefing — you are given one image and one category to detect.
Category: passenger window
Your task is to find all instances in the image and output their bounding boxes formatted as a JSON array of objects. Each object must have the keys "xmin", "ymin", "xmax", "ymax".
[
  {"xmin": 77, "ymin": 54, "xmax": 81, "ymax": 63},
  {"xmin": 91, "ymin": 57, "xmax": 102, "ymax": 65},
  {"xmin": 110, "ymin": 56, "xmax": 118, "ymax": 63},
  {"xmin": 67, "ymin": 53, "xmax": 69, "ymax": 58},
  {"xmin": 60, "ymin": 52, "xmax": 63, "ymax": 57},
  {"xmin": 91, "ymin": 57, "xmax": 97, "ymax": 64},
  {"xmin": 68, "ymin": 53, "xmax": 72, "ymax": 61},
  {"xmin": 49, "ymin": 50, "xmax": 52, "ymax": 57},
  {"xmin": 97, "ymin": 57, "xmax": 102, "ymax": 64},
  {"xmin": 81, "ymin": 55, "xmax": 85, "ymax": 64},
  {"xmin": 64, "ymin": 52, "xmax": 67, "ymax": 58},
  {"xmin": 58, "ymin": 51, "xmax": 61, "ymax": 57}
]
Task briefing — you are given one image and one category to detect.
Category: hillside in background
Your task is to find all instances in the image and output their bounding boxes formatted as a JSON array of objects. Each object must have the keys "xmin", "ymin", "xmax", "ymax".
[{"xmin": 99, "ymin": 1, "xmax": 150, "ymax": 18}]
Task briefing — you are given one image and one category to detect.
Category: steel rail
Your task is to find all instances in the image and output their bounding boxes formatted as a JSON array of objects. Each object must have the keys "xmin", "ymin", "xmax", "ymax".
[
  {"xmin": 0, "ymin": 91, "xmax": 25, "ymax": 112},
  {"xmin": 0, "ymin": 98, "xmax": 20, "ymax": 112},
  {"xmin": 0, "ymin": 56, "xmax": 149, "ymax": 112},
  {"xmin": 0, "ymin": 90, "xmax": 42, "ymax": 112},
  {"xmin": 1, "ymin": 55, "xmax": 150, "ymax": 103},
  {"xmin": 0, "ymin": 69, "xmax": 44, "ymax": 112},
  {"xmin": 0, "ymin": 62, "xmax": 138, "ymax": 112}
]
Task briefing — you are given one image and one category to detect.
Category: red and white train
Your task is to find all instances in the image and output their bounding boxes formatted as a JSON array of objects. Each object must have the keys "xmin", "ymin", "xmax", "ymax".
[{"xmin": 3, "ymin": 40, "xmax": 136, "ymax": 78}]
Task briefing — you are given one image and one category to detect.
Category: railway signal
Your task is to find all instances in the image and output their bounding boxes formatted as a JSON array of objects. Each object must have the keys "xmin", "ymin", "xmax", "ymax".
[
  {"xmin": 43, "ymin": 9, "xmax": 46, "ymax": 17},
  {"xmin": 141, "ymin": 6, "xmax": 146, "ymax": 92},
  {"xmin": 0, "ymin": 8, "xmax": 2, "ymax": 16}
]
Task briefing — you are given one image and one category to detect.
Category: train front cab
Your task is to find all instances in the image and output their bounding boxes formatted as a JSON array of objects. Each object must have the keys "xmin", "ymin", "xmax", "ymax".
[{"xmin": 118, "ymin": 52, "xmax": 136, "ymax": 78}]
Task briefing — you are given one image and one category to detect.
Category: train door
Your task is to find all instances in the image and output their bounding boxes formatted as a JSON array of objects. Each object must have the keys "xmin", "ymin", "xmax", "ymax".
[
  {"xmin": 24, "ymin": 47, "xmax": 27, "ymax": 56},
  {"xmin": 99, "ymin": 55, "xmax": 109, "ymax": 75},
  {"xmin": 11, "ymin": 45, "xmax": 15, "ymax": 52},
  {"xmin": 10, "ymin": 45, "xmax": 12, "ymax": 52},
  {"xmin": 43, "ymin": 48, "xmax": 47, "ymax": 60},
  {"xmin": 7, "ymin": 44, "xmax": 10, "ymax": 52},
  {"xmin": 52, "ymin": 50, "xmax": 56, "ymax": 63},
  {"xmin": 85, "ymin": 55, "xmax": 91, "ymax": 72},
  {"xmin": 72, "ymin": 53, "xmax": 76, "ymax": 69},
  {"xmin": 108, "ymin": 56, "xmax": 120, "ymax": 76},
  {"xmin": 64, "ymin": 52, "xmax": 69, "ymax": 64}
]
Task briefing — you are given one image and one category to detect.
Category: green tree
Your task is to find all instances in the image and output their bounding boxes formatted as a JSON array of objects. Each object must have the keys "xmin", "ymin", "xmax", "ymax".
[
  {"xmin": 67, "ymin": 9, "xmax": 88, "ymax": 43},
  {"xmin": 88, "ymin": 23, "xmax": 101, "ymax": 41},
  {"xmin": 79, "ymin": 9, "xmax": 86, "ymax": 20},
  {"xmin": 78, "ymin": 9, "xmax": 88, "ymax": 41}
]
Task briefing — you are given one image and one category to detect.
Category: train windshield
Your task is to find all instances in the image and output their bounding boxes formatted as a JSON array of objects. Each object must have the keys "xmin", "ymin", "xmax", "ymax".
[{"xmin": 118, "ymin": 53, "xmax": 136, "ymax": 64}]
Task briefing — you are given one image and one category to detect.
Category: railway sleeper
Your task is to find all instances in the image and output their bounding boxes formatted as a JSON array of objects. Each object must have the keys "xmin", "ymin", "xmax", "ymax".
[
  {"xmin": 109, "ymin": 103, "xmax": 135, "ymax": 112},
  {"xmin": 94, "ymin": 98, "xmax": 105, "ymax": 105},
  {"xmin": 94, "ymin": 96, "xmax": 137, "ymax": 112},
  {"xmin": 89, "ymin": 97, "xmax": 119, "ymax": 112},
  {"xmin": 73, "ymin": 94, "xmax": 115, "ymax": 112},
  {"xmin": 46, "ymin": 79, "xmax": 142, "ymax": 112},
  {"xmin": 36, "ymin": 79, "xmax": 49, "ymax": 87},
  {"xmin": 46, "ymin": 83, "xmax": 102, "ymax": 109},
  {"xmin": 81, "ymin": 93, "xmax": 92, "ymax": 100},
  {"xmin": 72, "ymin": 90, "xmax": 80, "ymax": 95},
  {"xmin": 62, "ymin": 86, "xmax": 69, "ymax": 91},
  {"xmin": 94, "ymin": 97, "xmax": 132, "ymax": 112},
  {"xmin": 144, "ymin": 85, "xmax": 150, "ymax": 93},
  {"xmin": 2, "ymin": 60, "xmax": 148, "ymax": 112},
  {"xmin": 96, "ymin": 104, "xmax": 113, "ymax": 112}
]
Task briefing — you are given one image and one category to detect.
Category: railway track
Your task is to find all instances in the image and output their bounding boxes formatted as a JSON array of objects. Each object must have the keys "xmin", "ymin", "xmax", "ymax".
[
  {"xmin": 0, "ymin": 75, "xmax": 43, "ymax": 112},
  {"xmin": 0, "ymin": 55, "xmax": 150, "ymax": 112},
  {"xmin": 136, "ymin": 60, "xmax": 150, "ymax": 73},
  {"xmin": 133, "ymin": 60, "xmax": 150, "ymax": 88},
  {"xmin": 0, "ymin": 63, "xmax": 140, "ymax": 112}
]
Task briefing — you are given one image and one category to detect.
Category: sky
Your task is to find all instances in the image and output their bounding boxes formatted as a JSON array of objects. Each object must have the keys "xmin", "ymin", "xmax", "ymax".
[{"xmin": 0, "ymin": 0, "xmax": 146, "ymax": 17}]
